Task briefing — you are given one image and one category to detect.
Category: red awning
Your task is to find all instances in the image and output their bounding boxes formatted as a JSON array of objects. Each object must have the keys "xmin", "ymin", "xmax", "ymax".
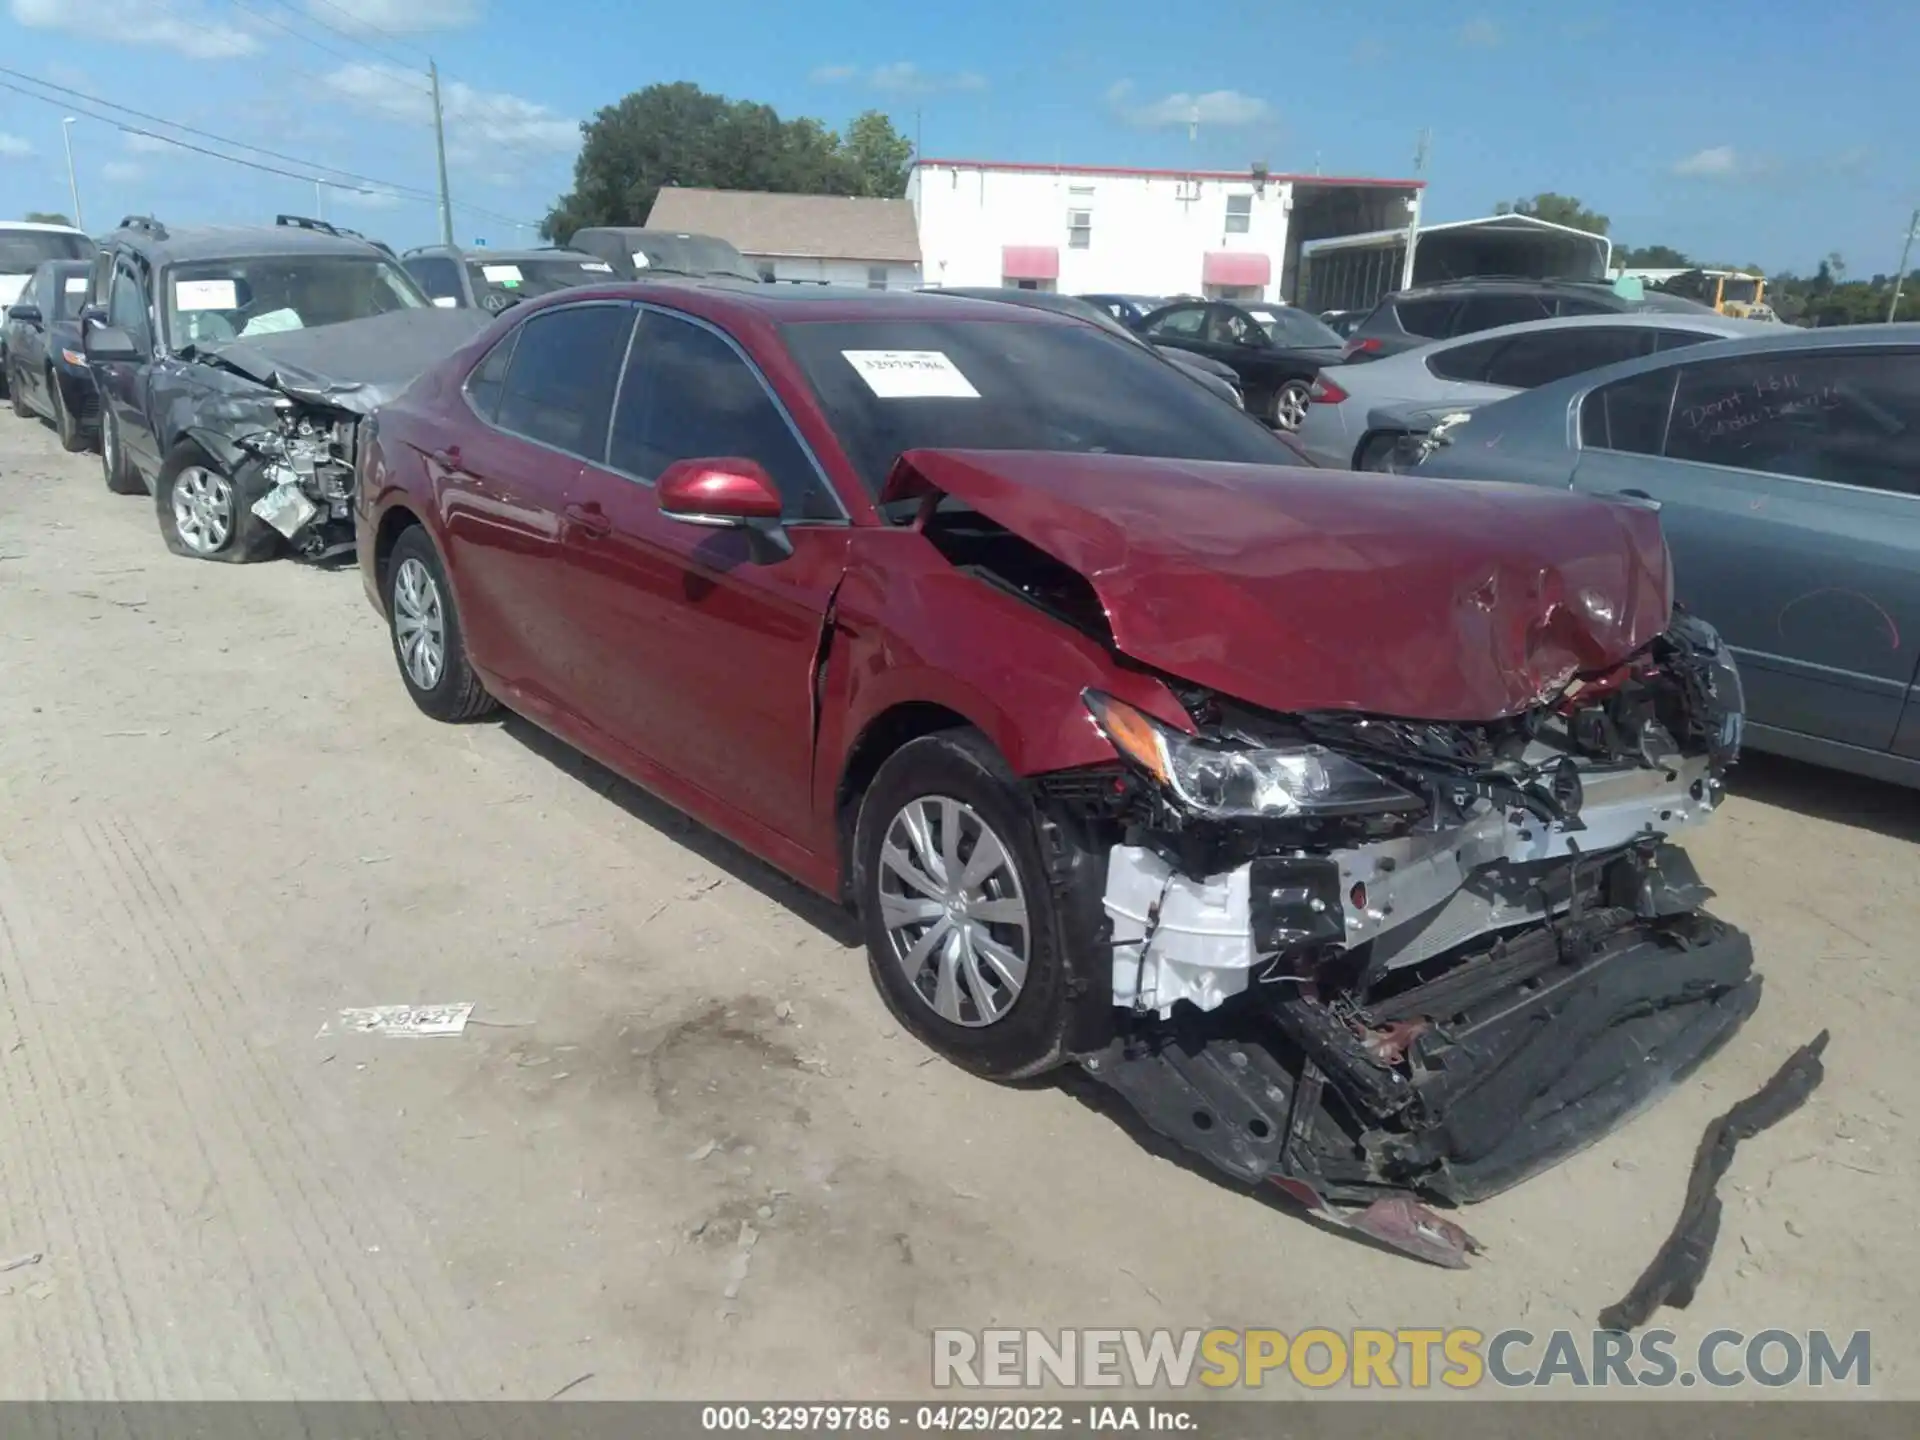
[
  {"xmin": 1202, "ymin": 250, "xmax": 1272, "ymax": 287},
  {"xmin": 1001, "ymin": 245, "xmax": 1060, "ymax": 281}
]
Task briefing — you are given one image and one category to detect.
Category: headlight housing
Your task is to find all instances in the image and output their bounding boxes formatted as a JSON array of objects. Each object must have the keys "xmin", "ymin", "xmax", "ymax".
[{"xmin": 1083, "ymin": 691, "xmax": 1419, "ymax": 819}]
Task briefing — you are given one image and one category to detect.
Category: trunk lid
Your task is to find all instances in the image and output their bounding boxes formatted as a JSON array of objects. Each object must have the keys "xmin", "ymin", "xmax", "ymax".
[{"xmin": 886, "ymin": 449, "xmax": 1671, "ymax": 721}]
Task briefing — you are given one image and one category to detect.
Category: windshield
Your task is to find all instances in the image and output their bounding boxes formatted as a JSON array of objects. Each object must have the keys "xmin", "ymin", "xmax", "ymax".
[
  {"xmin": 166, "ymin": 253, "xmax": 426, "ymax": 348},
  {"xmin": 0, "ymin": 229, "xmax": 92, "ymax": 274},
  {"xmin": 1245, "ymin": 305, "xmax": 1342, "ymax": 348},
  {"xmin": 782, "ymin": 317, "xmax": 1302, "ymax": 496},
  {"xmin": 467, "ymin": 255, "xmax": 617, "ymax": 302},
  {"xmin": 1723, "ymin": 276, "xmax": 1761, "ymax": 305},
  {"xmin": 631, "ymin": 234, "xmax": 758, "ymax": 280}
]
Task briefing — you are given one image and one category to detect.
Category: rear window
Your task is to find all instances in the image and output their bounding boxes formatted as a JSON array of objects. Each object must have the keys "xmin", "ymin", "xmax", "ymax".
[
  {"xmin": 1453, "ymin": 293, "xmax": 1554, "ymax": 335},
  {"xmin": 1392, "ymin": 297, "xmax": 1456, "ymax": 338},
  {"xmin": 780, "ymin": 317, "xmax": 1300, "ymax": 496}
]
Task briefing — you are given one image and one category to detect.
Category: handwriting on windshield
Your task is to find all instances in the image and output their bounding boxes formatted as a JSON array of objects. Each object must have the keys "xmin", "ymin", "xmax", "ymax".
[{"xmin": 1680, "ymin": 372, "xmax": 1841, "ymax": 440}]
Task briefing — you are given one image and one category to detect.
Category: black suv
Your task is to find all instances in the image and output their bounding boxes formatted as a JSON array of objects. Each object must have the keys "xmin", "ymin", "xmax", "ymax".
[
  {"xmin": 399, "ymin": 243, "xmax": 616, "ymax": 314},
  {"xmin": 83, "ymin": 214, "xmax": 484, "ymax": 562},
  {"xmin": 1340, "ymin": 276, "xmax": 1714, "ymax": 362}
]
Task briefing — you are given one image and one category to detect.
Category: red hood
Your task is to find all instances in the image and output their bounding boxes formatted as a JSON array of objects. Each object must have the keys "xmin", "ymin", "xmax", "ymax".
[{"xmin": 888, "ymin": 450, "xmax": 1672, "ymax": 722}]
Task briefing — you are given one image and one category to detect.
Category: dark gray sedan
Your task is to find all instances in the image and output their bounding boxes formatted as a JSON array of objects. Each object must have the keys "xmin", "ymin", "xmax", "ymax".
[{"xmin": 1414, "ymin": 323, "xmax": 1920, "ymax": 788}]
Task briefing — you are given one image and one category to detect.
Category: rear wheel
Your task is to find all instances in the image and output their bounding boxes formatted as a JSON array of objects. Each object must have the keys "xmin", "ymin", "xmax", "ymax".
[
  {"xmin": 50, "ymin": 373, "xmax": 86, "ymax": 452},
  {"xmin": 1271, "ymin": 378, "xmax": 1311, "ymax": 432},
  {"xmin": 384, "ymin": 525, "xmax": 497, "ymax": 722},
  {"xmin": 853, "ymin": 731, "xmax": 1074, "ymax": 1079}
]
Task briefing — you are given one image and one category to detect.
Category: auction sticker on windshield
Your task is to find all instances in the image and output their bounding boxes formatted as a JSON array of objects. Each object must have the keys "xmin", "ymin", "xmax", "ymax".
[
  {"xmin": 582, "ymin": 261, "xmax": 614, "ymax": 272},
  {"xmin": 64, "ymin": 276, "xmax": 88, "ymax": 294},
  {"xmin": 843, "ymin": 350, "xmax": 980, "ymax": 399},
  {"xmin": 175, "ymin": 279, "xmax": 238, "ymax": 311},
  {"xmin": 481, "ymin": 264, "xmax": 523, "ymax": 285}
]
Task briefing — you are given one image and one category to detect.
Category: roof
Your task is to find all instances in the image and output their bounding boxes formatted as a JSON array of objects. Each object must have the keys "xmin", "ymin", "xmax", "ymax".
[
  {"xmin": 0, "ymin": 220, "xmax": 90, "ymax": 236},
  {"xmin": 106, "ymin": 221, "xmax": 390, "ymax": 265},
  {"xmin": 644, "ymin": 188, "xmax": 921, "ymax": 264},
  {"xmin": 1300, "ymin": 213, "xmax": 1610, "ymax": 256},
  {"xmin": 508, "ymin": 280, "xmax": 1078, "ymax": 329},
  {"xmin": 405, "ymin": 245, "xmax": 599, "ymax": 264},
  {"xmin": 913, "ymin": 158, "xmax": 1424, "ymax": 189}
]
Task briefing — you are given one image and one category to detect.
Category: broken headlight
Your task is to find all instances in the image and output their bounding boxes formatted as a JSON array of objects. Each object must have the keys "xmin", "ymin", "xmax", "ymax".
[{"xmin": 1084, "ymin": 691, "xmax": 1419, "ymax": 819}]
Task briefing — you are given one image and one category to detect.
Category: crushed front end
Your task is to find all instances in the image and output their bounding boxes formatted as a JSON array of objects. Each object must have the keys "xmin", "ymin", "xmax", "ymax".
[
  {"xmin": 239, "ymin": 402, "xmax": 362, "ymax": 560},
  {"xmin": 1041, "ymin": 612, "xmax": 1754, "ymax": 1262}
]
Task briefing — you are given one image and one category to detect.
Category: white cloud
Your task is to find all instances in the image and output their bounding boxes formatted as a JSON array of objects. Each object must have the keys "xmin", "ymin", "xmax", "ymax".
[
  {"xmin": 328, "ymin": 186, "xmax": 404, "ymax": 210},
  {"xmin": 866, "ymin": 62, "xmax": 988, "ymax": 95},
  {"xmin": 809, "ymin": 63, "xmax": 858, "ymax": 84},
  {"xmin": 1459, "ymin": 16, "xmax": 1502, "ymax": 47},
  {"xmin": 321, "ymin": 62, "xmax": 577, "ymax": 158},
  {"xmin": 9, "ymin": 0, "xmax": 261, "ymax": 60},
  {"xmin": 306, "ymin": 0, "xmax": 480, "ymax": 33},
  {"xmin": 121, "ymin": 131, "xmax": 185, "ymax": 154},
  {"xmin": 1672, "ymin": 145, "xmax": 1740, "ymax": 177},
  {"xmin": 1107, "ymin": 80, "xmax": 1271, "ymax": 129},
  {"xmin": 102, "ymin": 160, "xmax": 142, "ymax": 181},
  {"xmin": 0, "ymin": 133, "xmax": 33, "ymax": 158}
]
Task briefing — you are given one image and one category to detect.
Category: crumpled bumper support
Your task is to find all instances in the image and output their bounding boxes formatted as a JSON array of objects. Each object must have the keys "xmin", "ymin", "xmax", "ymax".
[{"xmin": 1080, "ymin": 909, "xmax": 1760, "ymax": 1264}]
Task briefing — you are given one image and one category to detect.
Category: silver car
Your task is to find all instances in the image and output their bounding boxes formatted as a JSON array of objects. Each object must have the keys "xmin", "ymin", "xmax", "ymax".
[
  {"xmin": 1295, "ymin": 311, "xmax": 1772, "ymax": 470},
  {"xmin": 1413, "ymin": 322, "xmax": 1920, "ymax": 788}
]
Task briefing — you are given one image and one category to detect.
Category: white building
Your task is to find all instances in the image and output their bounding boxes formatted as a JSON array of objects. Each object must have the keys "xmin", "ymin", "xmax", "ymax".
[
  {"xmin": 908, "ymin": 158, "xmax": 1423, "ymax": 304},
  {"xmin": 644, "ymin": 187, "xmax": 922, "ymax": 288}
]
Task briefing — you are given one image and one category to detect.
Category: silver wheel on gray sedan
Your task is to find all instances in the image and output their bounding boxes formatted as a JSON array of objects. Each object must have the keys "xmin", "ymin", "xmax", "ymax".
[
  {"xmin": 878, "ymin": 795, "xmax": 1030, "ymax": 1027},
  {"xmin": 170, "ymin": 466, "xmax": 233, "ymax": 554},
  {"xmin": 392, "ymin": 556, "xmax": 446, "ymax": 691},
  {"xmin": 1273, "ymin": 380, "xmax": 1311, "ymax": 432}
]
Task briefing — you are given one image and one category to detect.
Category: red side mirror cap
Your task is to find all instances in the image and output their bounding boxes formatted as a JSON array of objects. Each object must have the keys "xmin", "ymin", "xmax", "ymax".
[{"xmin": 656, "ymin": 458, "xmax": 782, "ymax": 522}]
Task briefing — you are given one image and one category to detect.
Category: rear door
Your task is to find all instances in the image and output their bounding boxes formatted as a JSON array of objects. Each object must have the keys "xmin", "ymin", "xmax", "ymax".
[
  {"xmin": 561, "ymin": 306, "xmax": 850, "ymax": 851},
  {"xmin": 1571, "ymin": 346, "xmax": 1920, "ymax": 753},
  {"xmin": 434, "ymin": 300, "xmax": 634, "ymax": 713}
]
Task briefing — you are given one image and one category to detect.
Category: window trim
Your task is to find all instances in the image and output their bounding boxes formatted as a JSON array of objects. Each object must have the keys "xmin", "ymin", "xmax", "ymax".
[
  {"xmin": 1224, "ymin": 192, "xmax": 1252, "ymax": 235},
  {"xmin": 462, "ymin": 298, "xmax": 634, "ymax": 465},
  {"xmin": 596, "ymin": 300, "xmax": 851, "ymax": 525}
]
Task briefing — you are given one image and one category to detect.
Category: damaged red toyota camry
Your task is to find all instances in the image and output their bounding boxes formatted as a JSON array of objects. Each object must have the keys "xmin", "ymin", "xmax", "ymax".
[{"xmin": 355, "ymin": 285, "xmax": 1754, "ymax": 1262}]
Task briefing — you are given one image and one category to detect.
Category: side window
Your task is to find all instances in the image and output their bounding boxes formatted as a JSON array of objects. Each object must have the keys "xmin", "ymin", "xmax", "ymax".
[
  {"xmin": 107, "ymin": 263, "xmax": 151, "ymax": 353},
  {"xmin": 464, "ymin": 329, "xmax": 518, "ymax": 421},
  {"xmin": 608, "ymin": 310, "xmax": 836, "ymax": 521},
  {"xmin": 1580, "ymin": 368, "xmax": 1675, "ymax": 455},
  {"xmin": 90, "ymin": 249, "xmax": 114, "ymax": 309},
  {"xmin": 1144, "ymin": 306, "xmax": 1206, "ymax": 339},
  {"xmin": 1453, "ymin": 293, "xmax": 1553, "ymax": 336},
  {"xmin": 1483, "ymin": 327, "xmax": 1652, "ymax": 390},
  {"xmin": 1205, "ymin": 306, "xmax": 1259, "ymax": 347},
  {"xmin": 406, "ymin": 257, "xmax": 462, "ymax": 304},
  {"xmin": 494, "ymin": 303, "xmax": 633, "ymax": 459},
  {"xmin": 1391, "ymin": 297, "xmax": 1457, "ymax": 338},
  {"xmin": 1655, "ymin": 328, "xmax": 1720, "ymax": 352},
  {"xmin": 1552, "ymin": 296, "xmax": 1615, "ymax": 317},
  {"xmin": 1664, "ymin": 349, "xmax": 1920, "ymax": 495},
  {"xmin": 1425, "ymin": 334, "xmax": 1510, "ymax": 383}
]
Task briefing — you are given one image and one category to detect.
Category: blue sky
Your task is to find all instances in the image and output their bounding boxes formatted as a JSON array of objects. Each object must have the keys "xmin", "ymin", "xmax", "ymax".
[{"xmin": 0, "ymin": 0, "xmax": 1910, "ymax": 274}]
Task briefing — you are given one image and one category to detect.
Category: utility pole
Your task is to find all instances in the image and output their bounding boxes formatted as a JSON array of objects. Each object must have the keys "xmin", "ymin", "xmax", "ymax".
[
  {"xmin": 1888, "ymin": 207, "xmax": 1920, "ymax": 322},
  {"xmin": 315, "ymin": 180, "xmax": 326, "ymax": 222},
  {"xmin": 430, "ymin": 59, "xmax": 454, "ymax": 247},
  {"xmin": 61, "ymin": 117, "xmax": 83, "ymax": 229},
  {"xmin": 1400, "ymin": 128, "xmax": 1430, "ymax": 290}
]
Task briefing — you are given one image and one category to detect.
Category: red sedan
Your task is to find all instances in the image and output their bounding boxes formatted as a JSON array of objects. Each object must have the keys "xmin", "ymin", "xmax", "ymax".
[{"xmin": 356, "ymin": 283, "xmax": 1756, "ymax": 1259}]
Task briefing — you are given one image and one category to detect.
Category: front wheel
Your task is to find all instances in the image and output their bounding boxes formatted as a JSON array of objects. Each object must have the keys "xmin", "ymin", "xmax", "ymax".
[
  {"xmin": 154, "ymin": 442, "xmax": 278, "ymax": 562},
  {"xmin": 384, "ymin": 525, "xmax": 498, "ymax": 722},
  {"xmin": 1355, "ymin": 432, "xmax": 1410, "ymax": 472},
  {"xmin": 8, "ymin": 363, "xmax": 30, "ymax": 418},
  {"xmin": 101, "ymin": 408, "xmax": 144, "ymax": 494},
  {"xmin": 1271, "ymin": 378, "xmax": 1311, "ymax": 432},
  {"xmin": 853, "ymin": 731, "xmax": 1074, "ymax": 1080}
]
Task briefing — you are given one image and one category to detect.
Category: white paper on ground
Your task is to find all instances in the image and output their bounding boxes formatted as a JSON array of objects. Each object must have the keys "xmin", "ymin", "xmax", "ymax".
[
  {"xmin": 175, "ymin": 279, "xmax": 238, "ymax": 311},
  {"xmin": 841, "ymin": 350, "xmax": 980, "ymax": 399},
  {"xmin": 332, "ymin": 1003, "xmax": 475, "ymax": 1038}
]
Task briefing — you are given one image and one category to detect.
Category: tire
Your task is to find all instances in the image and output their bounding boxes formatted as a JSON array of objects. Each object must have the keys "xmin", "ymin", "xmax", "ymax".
[
  {"xmin": 383, "ymin": 524, "xmax": 497, "ymax": 722},
  {"xmin": 50, "ymin": 373, "xmax": 86, "ymax": 453},
  {"xmin": 1355, "ymin": 432, "xmax": 1408, "ymax": 472},
  {"xmin": 8, "ymin": 363, "xmax": 30, "ymax": 418},
  {"xmin": 853, "ymin": 730, "xmax": 1075, "ymax": 1080},
  {"xmin": 154, "ymin": 441, "xmax": 278, "ymax": 563},
  {"xmin": 101, "ymin": 408, "xmax": 144, "ymax": 494},
  {"xmin": 1270, "ymin": 377, "xmax": 1311, "ymax": 432}
]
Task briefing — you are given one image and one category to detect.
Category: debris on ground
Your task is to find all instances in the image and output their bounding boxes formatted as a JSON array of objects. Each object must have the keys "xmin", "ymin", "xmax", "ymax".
[
  {"xmin": 0, "ymin": 1252, "xmax": 43, "ymax": 1274},
  {"xmin": 686, "ymin": 1138, "xmax": 720, "ymax": 1162},
  {"xmin": 1598, "ymin": 1030, "xmax": 1831, "ymax": 1332},
  {"xmin": 323, "ymin": 1003, "xmax": 476, "ymax": 1038}
]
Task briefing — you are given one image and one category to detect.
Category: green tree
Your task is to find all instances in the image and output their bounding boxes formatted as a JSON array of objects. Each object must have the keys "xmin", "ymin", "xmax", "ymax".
[
  {"xmin": 842, "ymin": 109, "xmax": 913, "ymax": 197},
  {"xmin": 1615, "ymin": 243, "xmax": 1691, "ymax": 268},
  {"xmin": 540, "ymin": 83, "xmax": 915, "ymax": 241},
  {"xmin": 1493, "ymin": 192, "xmax": 1610, "ymax": 235},
  {"xmin": 24, "ymin": 210, "xmax": 71, "ymax": 225}
]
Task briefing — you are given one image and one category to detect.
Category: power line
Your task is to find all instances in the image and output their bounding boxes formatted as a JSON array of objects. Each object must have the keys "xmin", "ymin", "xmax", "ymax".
[
  {"xmin": 229, "ymin": 0, "xmax": 432, "ymax": 91},
  {"xmin": 0, "ymin": 71, "xmax": 535, "ymax": 229},
  {"xmin": 269, "ymin": 0, "xmax": 432, "ymax": 69}
]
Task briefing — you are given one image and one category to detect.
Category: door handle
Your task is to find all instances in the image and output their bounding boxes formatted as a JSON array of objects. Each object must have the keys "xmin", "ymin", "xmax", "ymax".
[
  {"xmin": 1612, "ymin": 487, "xmax": 1662, "ymax": 511},
  {"xmin": 563, "ymin": 502, "xmax": 612, "ymax": 539}
]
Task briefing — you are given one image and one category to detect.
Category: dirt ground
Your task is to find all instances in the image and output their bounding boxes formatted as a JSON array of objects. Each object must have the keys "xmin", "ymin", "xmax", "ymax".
[{"xmin": 0, "ymin": 412, "xmax": 1913, "ymax": 1402}]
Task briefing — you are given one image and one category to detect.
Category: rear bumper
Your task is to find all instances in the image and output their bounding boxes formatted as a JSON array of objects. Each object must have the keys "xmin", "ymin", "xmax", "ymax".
[{"xmin": 1082, "ymin": 907, "xmax": 1758, "ymax": 1207}]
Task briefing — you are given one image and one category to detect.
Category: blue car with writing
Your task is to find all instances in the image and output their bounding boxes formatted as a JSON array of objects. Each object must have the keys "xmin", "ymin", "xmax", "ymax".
[{"xmin": 1411, "ymin": 322, "xmax": 1920, "ymax": 788}]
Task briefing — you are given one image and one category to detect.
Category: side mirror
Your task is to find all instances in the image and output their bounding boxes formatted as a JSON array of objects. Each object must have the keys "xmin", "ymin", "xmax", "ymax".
[
  {"xmin": 656, "ymin": 457, "xmax": 791, "ymax": 564},
  {"xmin": 82, "ymin": 323, "xmax": 141, "ymax": 364},
  {"xmin": 7, "ymin": 303, "xmax": 41, "ymax": 325}
]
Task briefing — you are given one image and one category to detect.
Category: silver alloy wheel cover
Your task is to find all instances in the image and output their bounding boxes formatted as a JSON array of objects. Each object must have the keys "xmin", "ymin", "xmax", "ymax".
[
  {"xmin": 877, "ymin": 794, "xmax": 1031, "ymax": 1027},
  {"xmin": 171, "ymin": 465, "xmax": 234, "ymax": 554},
  {"xmin": 392, "ymin": 556, "xmax": 447, "ymax": 692},
  {"xmin": 1275, "ymin": 381, "xmax": 1310, "ymax": 431}
]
